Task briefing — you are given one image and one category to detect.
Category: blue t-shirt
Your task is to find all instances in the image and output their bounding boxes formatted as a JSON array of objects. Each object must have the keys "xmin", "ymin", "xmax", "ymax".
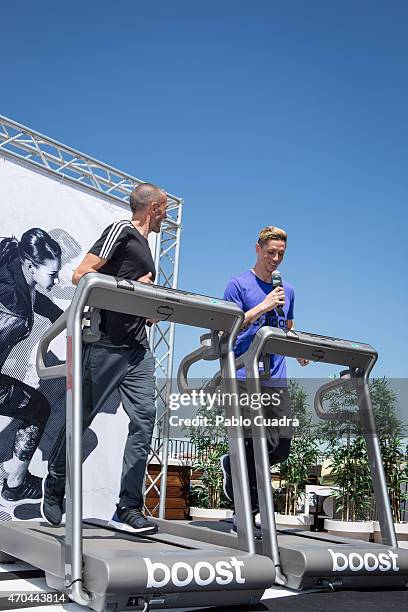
[{"xmin": 224, "ymin": 270, "xmax": 295, "ymax": 385}]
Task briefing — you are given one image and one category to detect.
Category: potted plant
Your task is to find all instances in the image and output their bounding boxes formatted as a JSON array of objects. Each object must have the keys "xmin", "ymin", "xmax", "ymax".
[
  {"xmin": 274, "ymin": 380, "xmax": 319, "ymax": 530},
  {"xmin": 319, "ymin": 378, "xmax": 393, "ymax": 540},
  {"xmin": 370, "ymin": 378, "xmax": 408, "ymax": 542},
  {"xmin": 323, "ymin": 435, "xmax": 374, "ymax": 541},
  {"xmin": 185, "ymin": 401, "xmax": 233, "ymax": 520}
]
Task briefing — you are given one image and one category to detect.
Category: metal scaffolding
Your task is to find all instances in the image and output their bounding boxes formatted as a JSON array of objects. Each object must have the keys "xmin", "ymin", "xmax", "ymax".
[{"xmin": 0, "ymin": 114, "xmax": 183, "ymax": 518}]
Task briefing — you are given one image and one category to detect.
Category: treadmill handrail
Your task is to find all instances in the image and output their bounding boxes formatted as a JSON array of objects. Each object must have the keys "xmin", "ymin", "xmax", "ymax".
[
  {"xmin": 177, "ymin": 332, "xmax": 221, "ymax": 393},
  {"xmin": 36, "ymin": 311, "xmax": 68, "ymax": 380},
  {"xmin": 177, "ymin": 346, "xmax": 207, "ymax": 394},
  {"xmin": 314, "ymin": 378, "xmax": 359, "ymax": 422},
  {"xmin": 207, "ymin": 354, "xmax": 245, "ymax": 393},
  {"xmin": 178, "ymin": 348, "xmax": 245, "ymax": 395}
]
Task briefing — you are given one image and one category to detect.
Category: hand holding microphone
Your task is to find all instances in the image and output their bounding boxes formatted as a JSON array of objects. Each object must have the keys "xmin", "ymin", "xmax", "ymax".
[
  {"xmin": 271, "ymin": 270, "xmax": 285, "ymax": 317},
  {"xmin": 261, "ymin": 270, "xmax": 285, "ymax": 316}
]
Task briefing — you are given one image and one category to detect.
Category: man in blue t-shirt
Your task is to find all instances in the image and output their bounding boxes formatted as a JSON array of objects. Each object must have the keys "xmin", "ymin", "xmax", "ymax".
[{"xmin": 221, "ymin": 225, "xmax": 309, "ymax": 525}]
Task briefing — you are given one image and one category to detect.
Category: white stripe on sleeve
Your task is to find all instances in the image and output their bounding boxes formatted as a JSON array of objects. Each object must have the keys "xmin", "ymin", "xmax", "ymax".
[{"xmin": 99, "ymin": 220, "xmax": 132, "ymax": 259}]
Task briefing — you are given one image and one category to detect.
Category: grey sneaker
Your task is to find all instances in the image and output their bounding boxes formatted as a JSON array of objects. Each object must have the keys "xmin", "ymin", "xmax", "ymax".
[
  {"xmin": 40, "ymin": 476, "xmax": 65, "ymax": 526},
  {"xmin": 110, "ymin": 506, "xmax": 158, "ymax": 535}
]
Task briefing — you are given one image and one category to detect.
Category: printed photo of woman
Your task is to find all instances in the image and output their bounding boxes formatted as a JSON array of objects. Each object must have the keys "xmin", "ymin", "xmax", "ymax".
[{"xmin": 0, "ymin": 228, "xmax": 62, "ymax": 506}]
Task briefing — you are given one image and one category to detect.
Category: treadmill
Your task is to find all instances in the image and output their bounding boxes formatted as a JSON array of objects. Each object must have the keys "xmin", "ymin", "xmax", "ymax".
[
  {"xmin": 178, "ymin": 326, "xmax": 408, "ymax": 590},
  {"xmin": 0, "ymin": 273, "xmax": 275, "ymax": 611}
]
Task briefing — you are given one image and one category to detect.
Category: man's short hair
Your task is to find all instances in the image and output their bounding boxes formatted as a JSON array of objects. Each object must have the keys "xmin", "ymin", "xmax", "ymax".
[
  {"xmin": 258, "ymin": 226, "xmax": 287, "ymax": 246},
  {"xmin": 130, "ymin": 183, "xmax": 164, "ymax": 213}
]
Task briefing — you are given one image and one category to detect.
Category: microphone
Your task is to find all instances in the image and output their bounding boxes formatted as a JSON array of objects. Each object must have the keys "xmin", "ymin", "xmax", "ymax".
[{"xmin": 271, "ymin": 270, "xmax": 285, "ymax": 317}]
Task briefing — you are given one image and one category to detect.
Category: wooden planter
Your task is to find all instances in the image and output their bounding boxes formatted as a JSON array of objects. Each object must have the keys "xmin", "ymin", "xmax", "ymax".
[{"xmin": 145, "ymin": 463, "xmax": 191, "ymax": 520}]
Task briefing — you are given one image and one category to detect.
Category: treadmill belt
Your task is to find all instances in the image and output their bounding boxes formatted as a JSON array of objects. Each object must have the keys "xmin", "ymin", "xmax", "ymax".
[{"xmin": 277, "ymin": 533, "xmax": 350, "ymax": 547}]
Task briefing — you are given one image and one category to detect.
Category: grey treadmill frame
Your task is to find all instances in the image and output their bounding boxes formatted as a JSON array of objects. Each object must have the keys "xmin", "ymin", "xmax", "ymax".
[
  {"xmin": 36, "ymin": 273, "xmax": 258, "ymax": 607},
  {"xmin": 240, "ymin": 326, "xmax": 398, "ymax": 581},
  {"xmin": 178, "ymin": 326, "xmax": 399, "ymax": 587}
]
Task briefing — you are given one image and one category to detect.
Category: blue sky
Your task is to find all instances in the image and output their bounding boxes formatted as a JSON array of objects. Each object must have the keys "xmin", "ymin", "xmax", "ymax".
[{"xmin": 1, "ymin": 0, "xmax": 407, "ymax": 378}]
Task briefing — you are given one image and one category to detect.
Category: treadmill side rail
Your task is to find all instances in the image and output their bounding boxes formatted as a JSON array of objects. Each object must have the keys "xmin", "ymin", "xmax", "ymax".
[{"xmin": 279, "ymin": 541, "xmax": 408, "ymax": 590}]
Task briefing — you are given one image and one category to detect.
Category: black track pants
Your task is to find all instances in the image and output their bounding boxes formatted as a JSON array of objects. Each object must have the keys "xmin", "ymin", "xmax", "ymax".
[{"xmin": 48, "ymin": 341, "xmax": 156, "ymax": 509}]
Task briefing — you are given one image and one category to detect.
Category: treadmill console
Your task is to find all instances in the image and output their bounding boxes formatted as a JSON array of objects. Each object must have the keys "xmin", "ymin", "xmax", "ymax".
[
  {"xmin": 81, "ymin": 274, "xmax": 244, "ymax": 333},
  {"xmin": 256, "ymin": 327, "xmax": 377, "ymax": 369},
  {"xmin": 286, "ymin": 329, "xmax": 373, "ymax": 351}
]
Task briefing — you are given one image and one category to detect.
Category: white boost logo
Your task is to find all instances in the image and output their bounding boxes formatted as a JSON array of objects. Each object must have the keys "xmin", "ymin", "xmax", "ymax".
[
  {"xmin": 144, "ymin": 556, "xmax": 246, "ymax": 589},
  {"xmin": 329, "ymin": 548, "xmax": 400, "ymax": 572}
]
